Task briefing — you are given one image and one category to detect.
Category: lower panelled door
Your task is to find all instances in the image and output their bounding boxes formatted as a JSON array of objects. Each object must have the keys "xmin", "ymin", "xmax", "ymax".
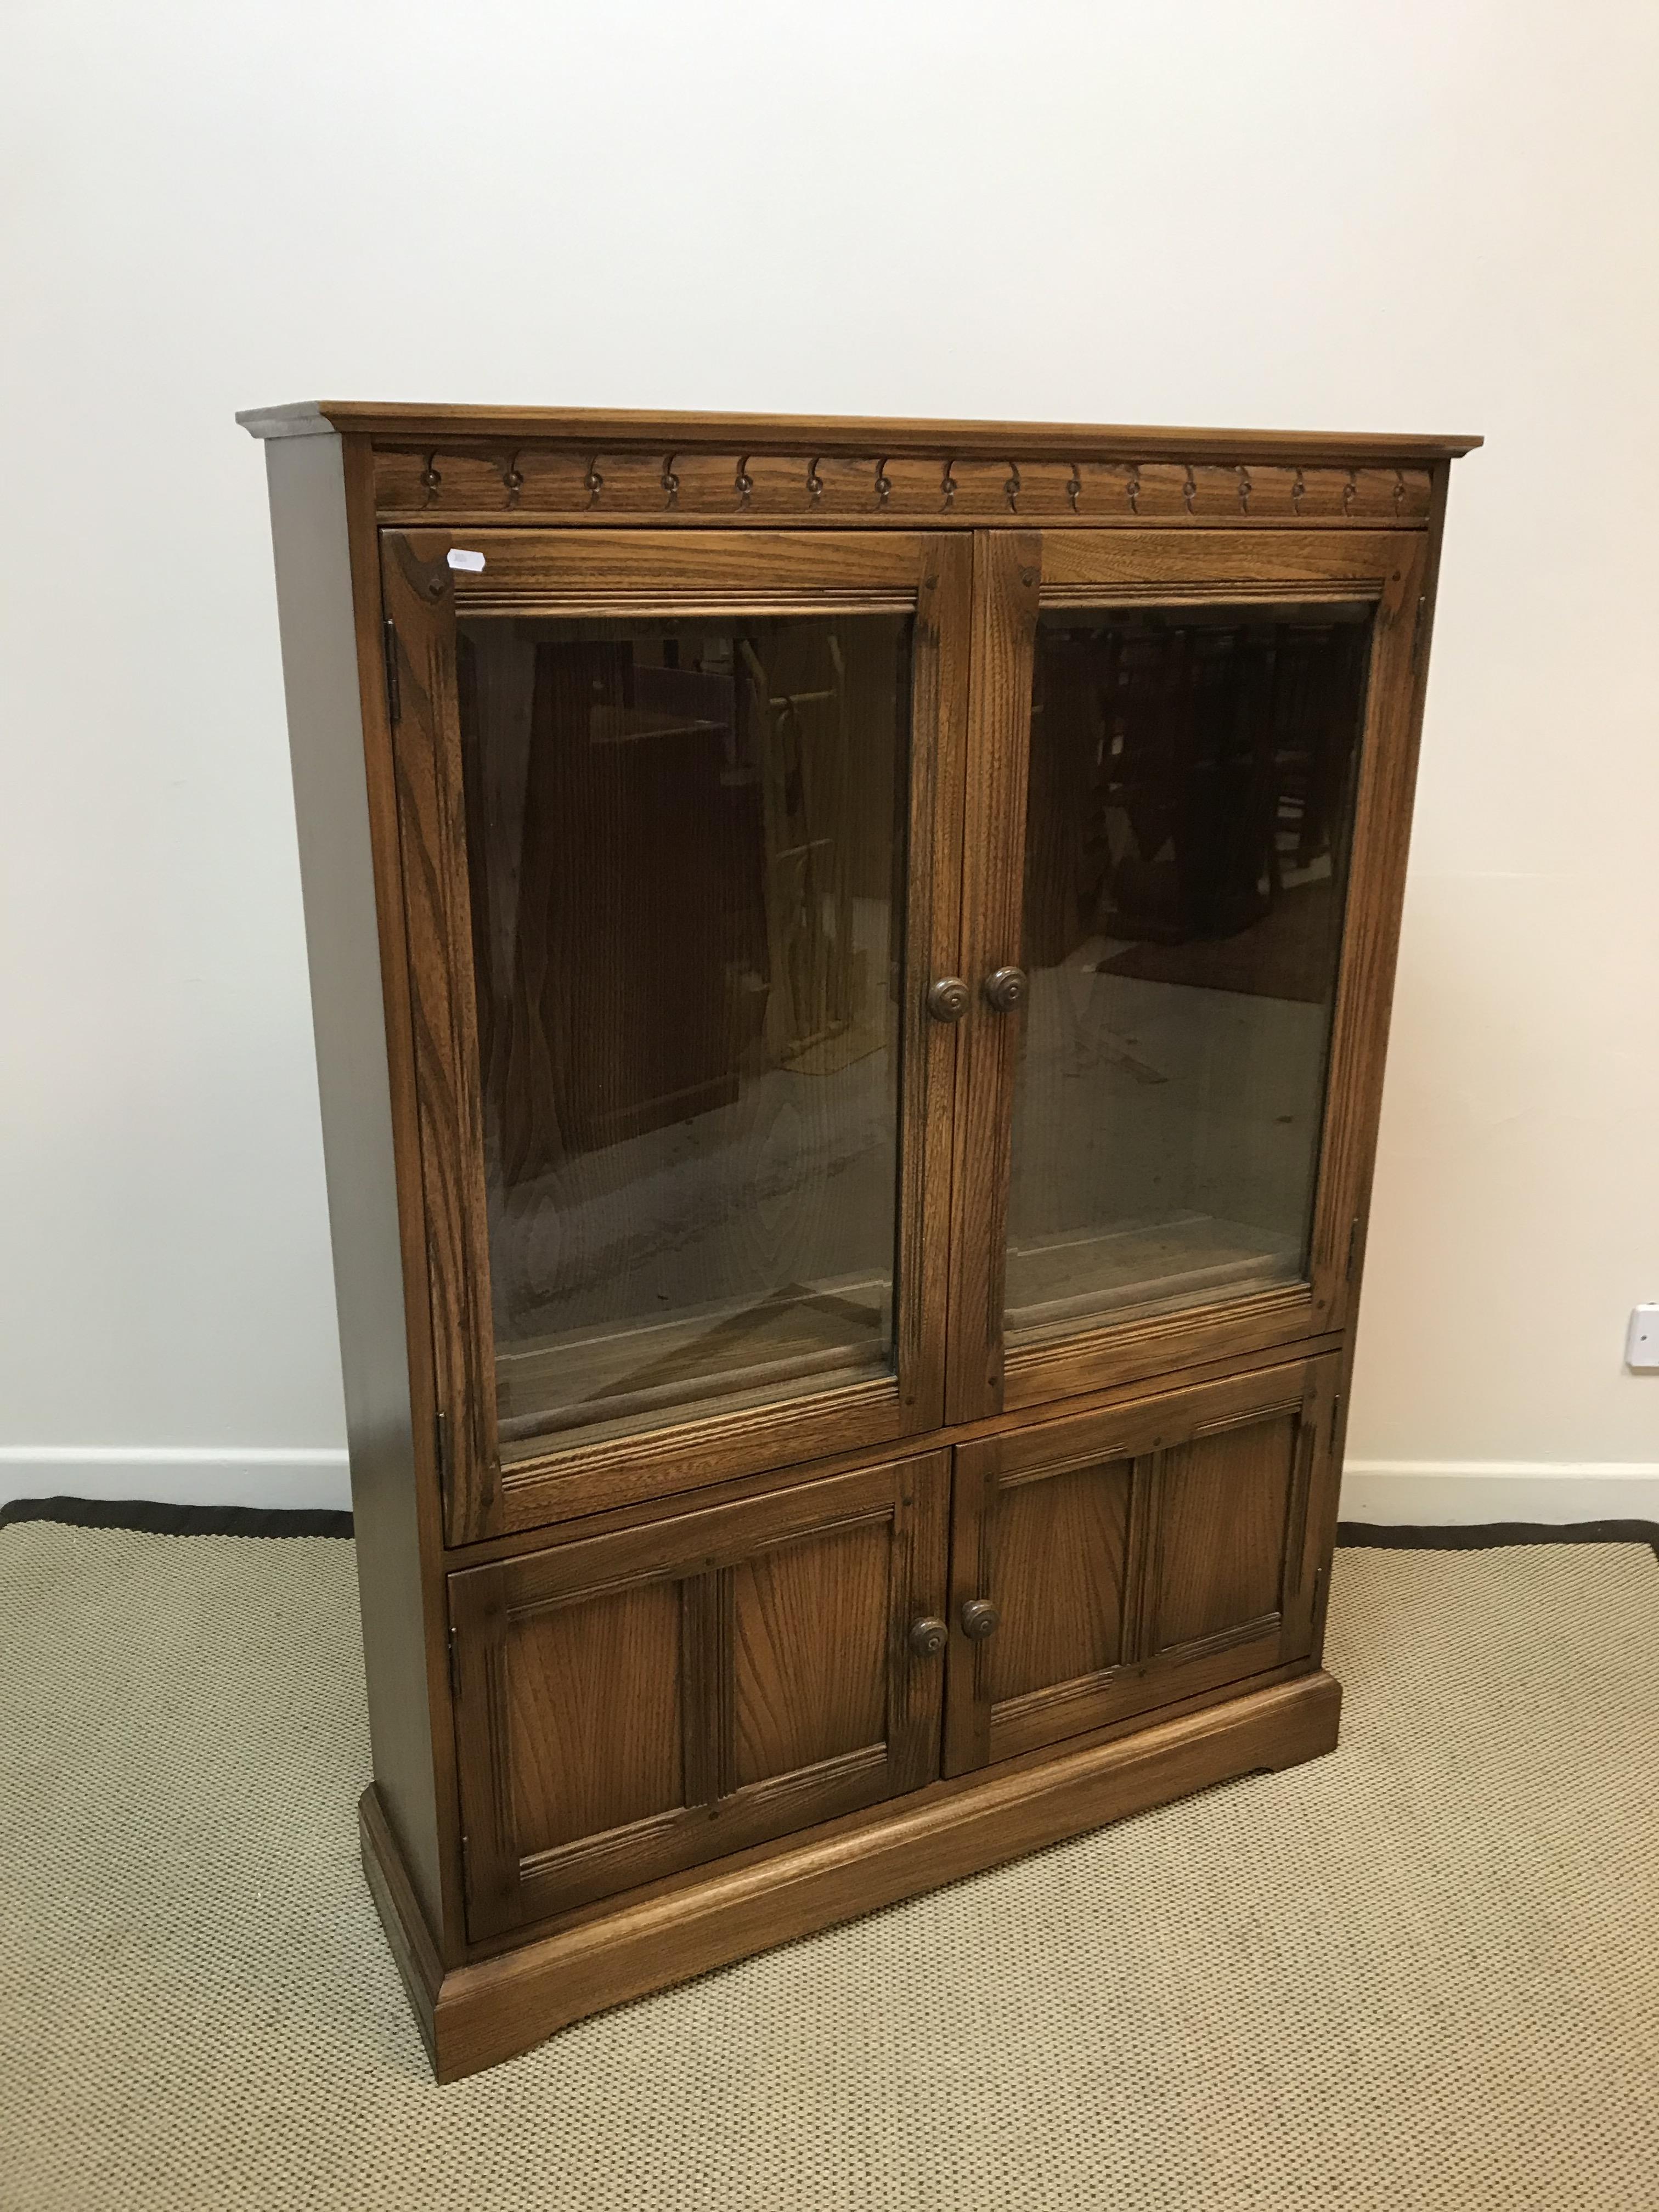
[
  {"xmin": 449, "ymin": 1451, "xmax": 949, "ymax": 1940},
  {"xmin": 943, "ymin": 1356, "xmax": 1339, "ymax": 1776}
]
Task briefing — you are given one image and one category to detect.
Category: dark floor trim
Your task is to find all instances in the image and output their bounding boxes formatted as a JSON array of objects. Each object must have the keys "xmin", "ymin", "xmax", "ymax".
[
  {"xmin": 5, "ymin": 1499, "xmax": 1655, "ymax": 1557},
  {"xmin": 1339, "ymin": 1519, "xmax": 1659, "ymax": 1565},
  {"xmin": 0, "ymin": 1496, "xmax": 354, "ymax": 1539}
]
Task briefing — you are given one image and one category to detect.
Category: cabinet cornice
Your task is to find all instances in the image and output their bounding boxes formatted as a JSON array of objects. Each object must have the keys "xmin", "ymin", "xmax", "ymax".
[{"xmin": 238, "ymin": 403, "xmax": 1479, "ymax": 528}]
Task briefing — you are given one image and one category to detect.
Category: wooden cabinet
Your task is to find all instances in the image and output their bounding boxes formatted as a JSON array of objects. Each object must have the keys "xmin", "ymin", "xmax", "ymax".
[{"xmin": 244, "ymin": 399, "xmax": 1476, "ymax": 2076}]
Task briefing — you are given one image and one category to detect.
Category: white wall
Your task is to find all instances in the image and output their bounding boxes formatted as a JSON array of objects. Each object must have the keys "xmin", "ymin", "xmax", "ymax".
[{"xmin": 4, "ymin": 1, "xmax": 1656, "ymax": 1519}]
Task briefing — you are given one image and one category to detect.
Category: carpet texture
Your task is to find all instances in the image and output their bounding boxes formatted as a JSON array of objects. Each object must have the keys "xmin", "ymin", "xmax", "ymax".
[{"xmin": 1, "ymin": 1524, "xmax": 1655, "ymax": 2210}]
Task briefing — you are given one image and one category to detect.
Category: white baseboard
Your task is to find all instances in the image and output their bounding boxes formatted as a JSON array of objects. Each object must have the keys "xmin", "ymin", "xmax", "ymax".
[
  {"xmin": 1340, "ymin": 1462, "xmax": 1659, "ymax": 1526},
  {"xmin": 3, "ymin": 1449, "xmax": 1656, "ymax": 1530},
  {"xmin": 0, "ymin": 1447, "xmax": 351, "ymax": 1515}
]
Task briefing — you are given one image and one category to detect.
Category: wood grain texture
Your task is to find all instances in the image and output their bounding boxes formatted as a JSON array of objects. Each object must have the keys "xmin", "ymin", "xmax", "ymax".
[
  {"xmin": 1295, "ymin": 535, "xmax": 1431, "ymax": 1338},
  {"xmin": 397, "ymin": 1669, "xmax": 1343, "ymax": 2079},
  {"xmin": 366, "ymin": 453, "xmax": 1444, "ymax": 531},
  {"xmin": 381, "ymin": 532, "xmax": 503, "ymax": 1545},
  {"xmin": 1305, "ymin": 464, "xmax": 1459, "ymax": 1668},
  {"xmin": 1001, "ymin": 1283, "xmax": 1323, "ymax": 1413},
  {"xmin": 895, "ymin": 534, "xmax": 973, "ymax": 1426},
  {"xmin": 442, "ymin": 1327, "xmax": 1347, "ymax": 1566},
  {"xmin": 262, "ymin": 437, "xmax": 456, "ymax": 1949},
  {"xmin": 1148, "ymin": 1417, "xmax": 1296, "ymax": 1652},
  {"xmin": 443, "ymin": 527, "xmax": 922, "ymax": 606},
  {"xmin": 448, "ymin": 1452, "xmax": 948, "ymax": 1937},
  {"xmin": 986, "ymin": 1459, "xmax": 1132, "ymax": 1703},
  {"xmin": 338, "ymin": 437, "xmax": 475, "ymax": 1962},
  {"xmin": 491, "ymin": 1378, "xmax": 912, "ymax": 1536},
  {"xmin": 945, "ymin": 532, "xmax": 1042, "ymax": 1423},
  {"xmin": 1036, "ymin": 527, "xmax": 1419, "ymax": 592},
  {"xmin": 358, "ymin": 1782, "xmax": 443, "ymax": 2068},
  {"xmin": 506, "ymin": 1582, "xmax": 685, "ymax": 1852},
  {"xmin": 732, "ymin": 1521, "xmax": 889, "ymax": 1785},
  {"xmin": 242, "ymin": 400, "xmax": 1480, "ymax": 458}
]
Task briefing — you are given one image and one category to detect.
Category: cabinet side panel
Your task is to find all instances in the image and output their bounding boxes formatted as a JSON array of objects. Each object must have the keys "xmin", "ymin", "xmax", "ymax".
[{"xmin": 263, "ymin": 433, "xmax": 444, "ymax": 1932}]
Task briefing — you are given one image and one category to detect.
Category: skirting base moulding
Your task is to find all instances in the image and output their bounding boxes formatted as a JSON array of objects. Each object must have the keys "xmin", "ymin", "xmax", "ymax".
[
  {"xmin": 362, "ymin": 1673, "xmax": 1342, "ymax": 2082},
  {"xmin": 242, "ymin": 401, "xmax": 1478, "ymax": 2079}
]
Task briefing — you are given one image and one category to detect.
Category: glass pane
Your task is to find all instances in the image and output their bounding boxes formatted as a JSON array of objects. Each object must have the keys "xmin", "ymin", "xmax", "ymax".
[
  {"xmin": 457, "ymin": 612, "xmax": 911, "ymax": 1458},
  {"xmin": 1006, "ymin": 601, "xmax": 1371, "ymax": 1344}
]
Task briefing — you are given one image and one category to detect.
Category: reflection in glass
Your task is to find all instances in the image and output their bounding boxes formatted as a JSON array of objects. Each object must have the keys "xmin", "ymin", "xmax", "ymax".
[
  {"xmin": 1006, "ymin": 602, "xmax": 1371, "ymax": 1342},
  {"xmin": 458, "ymin": 614, "xmax": 911, "ymax": 1457}
]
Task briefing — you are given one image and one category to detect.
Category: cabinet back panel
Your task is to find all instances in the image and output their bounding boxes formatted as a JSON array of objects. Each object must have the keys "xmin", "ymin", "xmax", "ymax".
[
  {"xmin": 507, "ymin": 1584, "xmax": 685, "ymax": 1853},
  {"xmin": 1152, "ymin": 1414, "xmax": 1294, "ymax": 1651},
  {"xmin": 988, "ymin": 1459, "xmax": 1131, "ymax": 1703},
  {"xmin": 733, "ymin": 1521, "xmax": 889, "ymax": 1787}
]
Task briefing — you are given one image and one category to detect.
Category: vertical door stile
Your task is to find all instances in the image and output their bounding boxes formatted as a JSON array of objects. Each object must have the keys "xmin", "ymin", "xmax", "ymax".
[
  {"xmin": 945, "ymin": 532, "xmax": 1042, "ymax": 1424},
  {"xmin": 1307, "ymin": 535, "xmax": 1432, "ymax": 1335},
  {"xmin": 943, "ymin": 1431, "xmax": 995, "ymax": 1779},
  {"xmin": 446, "ymin": 1566, "xmax": 520, "ymax": 1938},
  {"xmin": 381, "ymin": 531, "xmax": 503, "ymax": 1546},
  {"xmin": 1288, "ymin": 1356, "xmax": 1341, "ymax": 1650},
  {"xmin": 900, "ymin": 537, "xmax": 975, "ymax": 1429},
  {"xmin": 890, "ymin": 1448, "xmax": 952, "ymax": 1792}
]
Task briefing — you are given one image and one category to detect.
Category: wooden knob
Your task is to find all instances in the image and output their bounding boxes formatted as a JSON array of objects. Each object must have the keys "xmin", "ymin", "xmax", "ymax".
[
  {"xmin": 927, "ymin": 977, "xmax": 970, "ymax": 1023},
  {"xmin": 908, "ymin": 1616, "xmax": 949, "ymax": 1658},
  {"xmin": 960, "ymin": 1596, "xmax": 1001, "ymax": 1641},
  {"xmin": 983, "ymin": 966, "xmax": 1028, "ymax": 1013}
]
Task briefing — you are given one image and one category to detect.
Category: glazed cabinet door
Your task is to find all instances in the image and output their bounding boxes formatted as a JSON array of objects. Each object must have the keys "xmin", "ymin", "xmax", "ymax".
[
  {"xmin": 382, "ymin": 530, "xmax": 969, "ymax": 1542},
  {"xmin": 943, "ymin": 1356, "xmax": 1339, "ymax": 1775},
  {"xmin": 947, "ymin": 527, "xmax": 1430, "ymax": 1421},
  {"xmin": 449, "ymin": 1449, "xmax": 949, "ymax": 1940}
]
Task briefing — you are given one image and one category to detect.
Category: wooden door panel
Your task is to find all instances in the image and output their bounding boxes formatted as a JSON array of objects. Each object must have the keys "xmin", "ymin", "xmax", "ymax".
[
  {"xmin": 450, "ymin": 1450, "xmax": 948, "ymax": 1939},
  {"xmin": 506, "ymin": 1582, "xmax": 684, "ymax": 1854},
  {"xmin": 732, "ymin": 1521, "xmax": 889, "ymax": 1787},
  {"xmin": 1147, "ymin": 1414, "xmax": 1296, "ymax": 1655},
  {"xmin": 945, "ymin": 1356, "xmax": 1338, "ymax": 1775},
  {"xmin": 986, "ymin": 1458, "xmax": 1131, "ymax": 1704}
]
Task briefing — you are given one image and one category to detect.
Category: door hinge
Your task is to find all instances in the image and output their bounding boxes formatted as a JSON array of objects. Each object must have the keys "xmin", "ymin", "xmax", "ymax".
[
  {"xmin": 1345, "ymin": 1216, "xmax": 1361, "ymax": 1282},
  {"xmin": 433, "ymin": 1407, "xmax": 450, "ymax": 1494},
  {"xmin": 1311, "ymin": 1564, "xmax": 1325, "ymax": 1623},
  {"xmin": 1411, "ymin": 591, "xmax": 1430, "ymax": 678},
  {"xmin": 447, "ymin": 1626, "xmax": 460, "ymax": 1702},
  {"xmin": 382, "ymin": 617, "xmax": 402, "ymax": 724},
  {"xmin": 1331, "ymin": 1391, "xmax": 1344, "ymax": 1444}
]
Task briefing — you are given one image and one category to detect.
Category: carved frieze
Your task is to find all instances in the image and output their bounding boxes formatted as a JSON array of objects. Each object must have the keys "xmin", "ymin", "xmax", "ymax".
[{"xmin": 371, "ymin": 445, "xmax": 1434, "ymax": 527}]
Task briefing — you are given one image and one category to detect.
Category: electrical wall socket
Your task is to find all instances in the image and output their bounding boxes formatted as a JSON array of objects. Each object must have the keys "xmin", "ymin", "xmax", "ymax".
[{"xmin": 1625, "ymin": 1305, "xmax": 1659, "ymax": 1370}]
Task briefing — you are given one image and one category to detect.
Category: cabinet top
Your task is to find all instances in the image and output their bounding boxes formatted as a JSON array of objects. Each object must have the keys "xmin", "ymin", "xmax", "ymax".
[{"xmin": 236, "ymin": 400, "xmax": 1480, "ymax": 466}]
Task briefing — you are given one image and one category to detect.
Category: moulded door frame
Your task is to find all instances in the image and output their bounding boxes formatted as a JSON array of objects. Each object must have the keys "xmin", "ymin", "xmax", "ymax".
[
  {"xmin": 944, "ymin": 524, "xmax": 1431, "ymax": 1426},
  {"xmin": 381, "ymin": 528, "xmax": 972, "ymax": 1546}
]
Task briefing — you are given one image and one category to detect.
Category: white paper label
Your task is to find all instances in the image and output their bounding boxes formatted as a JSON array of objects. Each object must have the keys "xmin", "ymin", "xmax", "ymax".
[{"xmin": 446, "ymin": 548, "xmax": 487, "ymax": 573}]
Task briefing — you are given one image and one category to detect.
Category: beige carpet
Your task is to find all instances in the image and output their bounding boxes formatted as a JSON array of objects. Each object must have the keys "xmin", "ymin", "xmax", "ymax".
[{"xmin": 1, "ymin": 1525, "xmax": 1655, "ymax": 2212}]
